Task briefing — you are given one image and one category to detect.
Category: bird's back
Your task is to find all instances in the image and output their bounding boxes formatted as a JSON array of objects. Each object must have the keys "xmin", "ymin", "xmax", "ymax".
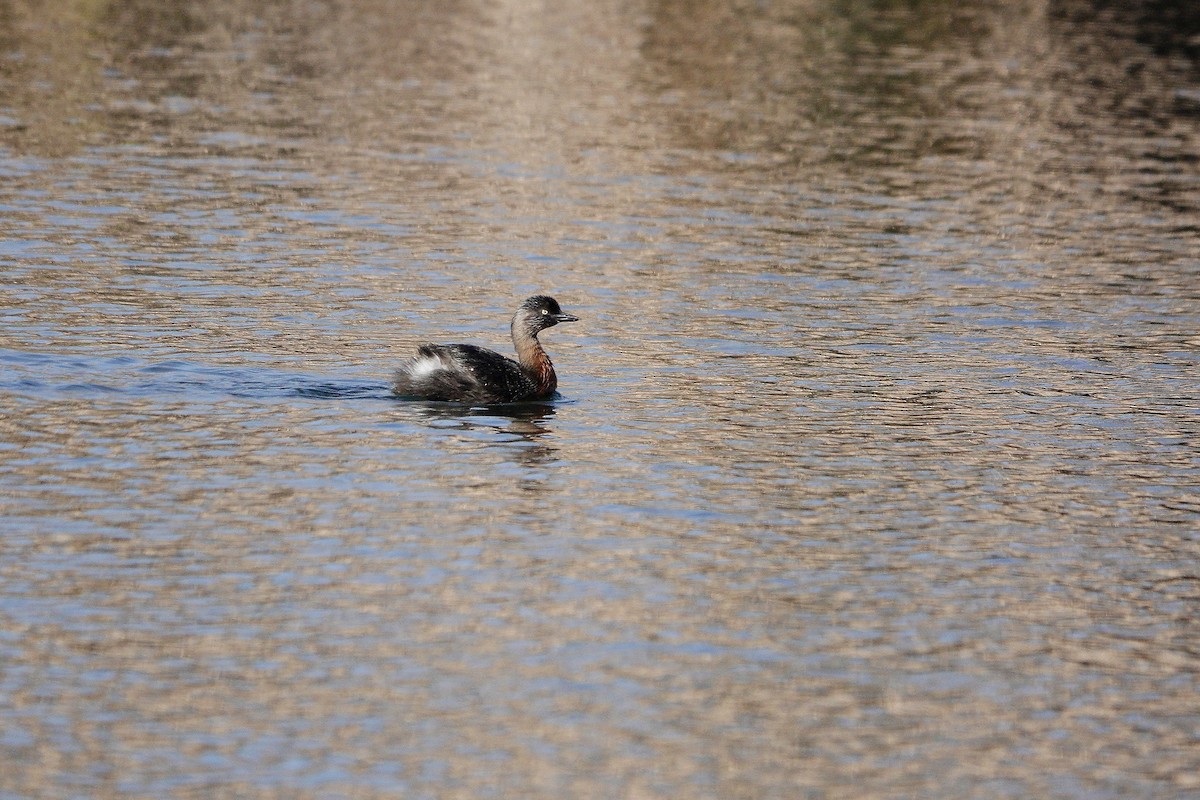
[{"xmin": 393, "ymin": 343, "xmax": 539, "ymax": 403}]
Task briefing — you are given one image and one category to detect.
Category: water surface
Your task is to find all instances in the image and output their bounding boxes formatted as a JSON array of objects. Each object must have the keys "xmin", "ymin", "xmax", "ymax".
[{"xmin": 1, "ymin": 0, "xmax": 1198, "ymax": 797}]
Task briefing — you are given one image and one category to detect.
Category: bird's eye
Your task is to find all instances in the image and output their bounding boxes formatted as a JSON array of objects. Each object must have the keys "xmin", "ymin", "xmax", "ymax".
[{"xmin": 541, "ymin": 308, "xmax": 549, "ymax": 315}]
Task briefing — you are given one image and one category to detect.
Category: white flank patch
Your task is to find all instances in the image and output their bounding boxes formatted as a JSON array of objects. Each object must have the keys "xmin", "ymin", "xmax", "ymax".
[{"xmin": 407, "ymin": 354, "xmax": 448, "ymax": 379}]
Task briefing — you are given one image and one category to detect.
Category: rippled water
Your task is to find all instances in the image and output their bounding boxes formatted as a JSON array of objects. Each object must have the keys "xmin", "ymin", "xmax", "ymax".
[{"xmin": 2, "ymin": 0, "xmax": 1198, "ymax": 797}]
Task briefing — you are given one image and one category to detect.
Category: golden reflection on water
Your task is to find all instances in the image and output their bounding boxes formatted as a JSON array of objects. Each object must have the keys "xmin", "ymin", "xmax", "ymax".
[{"xmin": 1, "ymin": 0, "xmax": 1198, "ymax": 797}]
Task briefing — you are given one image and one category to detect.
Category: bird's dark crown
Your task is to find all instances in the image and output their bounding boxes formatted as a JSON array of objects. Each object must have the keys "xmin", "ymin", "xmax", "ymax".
[
  {"xmin": 513, "ymin": 295, "xmax": 577, "ymax": 334},
  {"xmin": 520, "ymin": 295, "xmax": 563, "ymax": 315}
]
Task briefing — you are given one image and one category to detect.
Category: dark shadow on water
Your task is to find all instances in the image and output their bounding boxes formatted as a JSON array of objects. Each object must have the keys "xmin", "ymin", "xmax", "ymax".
[
  {"xmin": 391, "ymin": 398, "xmax": 565, "ymax": 458},
  {"xmin": 403, "ymin": 398, "xmax": 561, "ymax": 423},
  {"xmin": 398, "ymin": 395, "xmax": 556, "ymax": 429}
]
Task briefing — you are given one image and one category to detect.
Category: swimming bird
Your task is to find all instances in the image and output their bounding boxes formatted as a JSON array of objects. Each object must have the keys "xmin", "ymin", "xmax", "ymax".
[{"xmin": 392, "ymin": 295, "xmax": 579, "ymax": 404}]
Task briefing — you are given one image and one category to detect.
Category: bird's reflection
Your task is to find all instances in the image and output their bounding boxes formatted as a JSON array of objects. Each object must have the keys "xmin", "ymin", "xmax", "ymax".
[
  {"xmin": 401, "ymin": 400, "xmax": 563, "ymax": 469},
  {"xmin": 410, "ymin": 399, "xmax": 558, "ymax": 428}
]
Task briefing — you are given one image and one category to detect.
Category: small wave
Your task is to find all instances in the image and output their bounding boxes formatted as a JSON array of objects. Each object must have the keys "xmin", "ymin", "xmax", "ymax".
[{"xmin": 1, "ymin": 349, "xmax": 395, "ymax": 403}]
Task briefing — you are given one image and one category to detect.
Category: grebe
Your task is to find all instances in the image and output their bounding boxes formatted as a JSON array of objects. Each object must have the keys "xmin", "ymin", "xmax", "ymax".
[{"xmin": 392, "ymin": 295, "xmax": 579, "ymax": 404}]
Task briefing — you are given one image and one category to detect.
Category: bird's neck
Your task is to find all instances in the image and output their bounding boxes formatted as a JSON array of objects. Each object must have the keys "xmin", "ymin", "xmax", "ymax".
[{"xmin": 512, "ymin": 327, "xmax": 557, "ymax": 397}]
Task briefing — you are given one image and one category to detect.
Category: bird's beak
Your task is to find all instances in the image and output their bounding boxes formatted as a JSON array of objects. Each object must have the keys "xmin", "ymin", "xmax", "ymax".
[{"xmin": 554, "ymin": 313, "xmax": 579, "ymax": 324}]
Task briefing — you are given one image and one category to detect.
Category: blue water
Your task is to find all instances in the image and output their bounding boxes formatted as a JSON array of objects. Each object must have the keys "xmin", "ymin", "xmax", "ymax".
[{"xmin": 1, "ymin": 1, "xmax": 1198, "ymax": 797}]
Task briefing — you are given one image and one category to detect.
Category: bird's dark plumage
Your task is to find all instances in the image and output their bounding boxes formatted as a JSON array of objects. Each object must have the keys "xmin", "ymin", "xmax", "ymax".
[{"xmin": 393, "ymin": 296, "xmax": 578, "ymax": 404}]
